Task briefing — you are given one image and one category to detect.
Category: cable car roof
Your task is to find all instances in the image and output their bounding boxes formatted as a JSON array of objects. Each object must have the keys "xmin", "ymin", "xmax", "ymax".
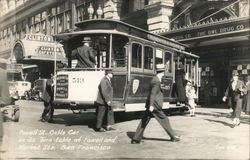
[{"xmin": 54, "ymin": 19, "xmax": 199, "ymax": 58}]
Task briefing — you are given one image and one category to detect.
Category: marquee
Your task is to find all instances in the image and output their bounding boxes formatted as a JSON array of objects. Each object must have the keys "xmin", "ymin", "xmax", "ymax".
[{"xmin": 13, "ymin": 34, "xmax": 66, "ymax": 62}]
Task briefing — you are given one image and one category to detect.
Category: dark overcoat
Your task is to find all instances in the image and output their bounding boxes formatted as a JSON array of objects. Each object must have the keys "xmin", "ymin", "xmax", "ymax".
[
  {"xmin": 96, "ymin": 76, "xmax": 113, "ymax": 105},
  {"xmin": 72, "ymin": 45, "xmax": 96, "ymax": 68}
]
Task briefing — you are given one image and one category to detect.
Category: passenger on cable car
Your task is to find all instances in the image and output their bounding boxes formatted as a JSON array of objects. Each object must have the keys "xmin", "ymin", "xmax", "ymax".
[
  {"xmin": 71, "ymin": 37, "xmax": 97, "ymax": 68},
  {"xmin": 174, "ymin": 63, "xmax": 187, "ymax": 106}
]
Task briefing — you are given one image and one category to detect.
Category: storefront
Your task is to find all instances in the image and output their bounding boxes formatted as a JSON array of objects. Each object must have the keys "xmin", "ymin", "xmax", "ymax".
[{"xmin": 163, "ymin": 16, "xmax": 250, "ymax": 104}]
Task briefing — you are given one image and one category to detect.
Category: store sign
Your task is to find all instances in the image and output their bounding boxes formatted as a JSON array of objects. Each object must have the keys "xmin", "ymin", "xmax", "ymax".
[
  {"xmin": 25, "ymin": 34, "xmax": 54, "ymax": 42},
  {"xmin": 37, "ymin": 46, "xmax": 64, "ymax": 57},
  {"xmin": 166, "ymin": 18, "xmax": 250, "ymax": 41}
]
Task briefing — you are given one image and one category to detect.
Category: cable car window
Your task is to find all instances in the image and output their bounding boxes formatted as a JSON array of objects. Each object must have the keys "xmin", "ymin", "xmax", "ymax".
[
  {"xmin": 132, "ymin": 43, "xmax": 142, "ymax": 68},
  {"xmin": 155, "ymin": 49, "xmax": 163, "ymax": 67},
  {"xmin": 112, "ymin": 35, "xmax": 129, "ymax": 68},
  {"xmin": 164, "ymin": 51, "xmax": 172, "ymax": 73},
  {"xmin": 144, "ymin": 46, "xmax": 153, "ymax": 70}
]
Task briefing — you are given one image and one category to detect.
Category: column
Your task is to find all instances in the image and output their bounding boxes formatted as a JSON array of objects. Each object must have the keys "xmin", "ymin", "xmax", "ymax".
[{"xmin": 145, "ymin": 0, "xmax": 174, "ymax": 33}]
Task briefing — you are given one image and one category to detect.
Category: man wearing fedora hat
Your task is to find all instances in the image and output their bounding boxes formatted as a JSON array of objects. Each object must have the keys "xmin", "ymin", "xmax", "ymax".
[
  {"xmin": 95, "ymin": 69, "xmax": 115, "ymax": 132},
  {"xmin": 131, "ymin": 64, "xmax": 180, "ymax": 144},
  {"xmin": 223, "ymin": 71, "xmax": 246, "ymax": 127},
  {"xmin": 71, "ymin": 36, "xmax": 96, "ymax": 68}
]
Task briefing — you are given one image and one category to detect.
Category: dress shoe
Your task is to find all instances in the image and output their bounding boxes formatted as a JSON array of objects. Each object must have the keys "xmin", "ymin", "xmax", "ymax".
[
  {"xmin": 131, "ymin": 139, "xmax": 141, "ymax": 144},
  {"xmin": 96, "ymin": 128, "xmax": 106, "ymax": 132},
  {"xmin": 171, "ymin": 136, "xmax": 180, "ymax": 142},
  {"xmin": 106, "ymin": 127, "xmax": 116, "ymax": 131}
]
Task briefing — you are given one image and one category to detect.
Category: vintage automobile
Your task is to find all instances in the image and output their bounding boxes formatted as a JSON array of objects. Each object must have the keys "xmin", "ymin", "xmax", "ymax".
[
  {"xmin": 26, "ymin": 79, "xmax": 47, "ymax": 101},
  {"xmin": 7, "ymin": 68, "xmax": 31, "ymax": 99}
]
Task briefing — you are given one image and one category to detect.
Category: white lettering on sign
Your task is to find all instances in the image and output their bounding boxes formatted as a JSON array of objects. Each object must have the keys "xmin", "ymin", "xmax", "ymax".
[
  {"xmin": 25, "ymin": 34, "xmax": 54, "ymax": 42},
  {"xmin": 37, "ymin": 46, "xmax": 63, "ymax": 56}
]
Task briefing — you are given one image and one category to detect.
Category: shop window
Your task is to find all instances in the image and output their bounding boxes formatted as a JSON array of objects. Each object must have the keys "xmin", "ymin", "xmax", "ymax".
[
  {"xmin": 132, "ymin": 43, "xmax": 142, "ymax": 68},
  {"xmin": 164, "ymin": 51, "xmax": 172, "ymax": 73},
  {"xmin": 144, "ymin": 46, "xmax": 153, "ymax": 70},
  {"xmin": 155, "ymin": 48, "xmax": 163, "ymax": 67}
]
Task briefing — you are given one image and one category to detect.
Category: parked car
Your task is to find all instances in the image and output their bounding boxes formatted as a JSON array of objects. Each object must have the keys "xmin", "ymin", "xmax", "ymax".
[{"xmin": 28, "ymin": 79, "xmax": 47, "ymax": 101}]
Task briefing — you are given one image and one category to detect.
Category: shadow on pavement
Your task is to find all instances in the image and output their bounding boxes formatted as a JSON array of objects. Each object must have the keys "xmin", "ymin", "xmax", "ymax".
[
  {"xmin": 126, "ymin": 132, "xmax": 171, "ymax": 142},
  {"xmin": 204, "ymin": 119, "xmax": 233, "ymax": 128},
  {"xmin": 126, "ymin": 131, "xmax": 135, "ymax": 139},
  {"xmin": 239, "ymin": 117, "xmax": 250, "ymax": 125},
  {"xmin": 50, "ymin": 112, "xmax": 96, "ymax": 128}
]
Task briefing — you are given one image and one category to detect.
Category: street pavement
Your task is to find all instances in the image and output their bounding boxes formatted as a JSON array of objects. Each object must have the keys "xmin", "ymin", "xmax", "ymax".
[{"xmin": 0, "ymin": 100, "xmax": 249, "ymax": 159}]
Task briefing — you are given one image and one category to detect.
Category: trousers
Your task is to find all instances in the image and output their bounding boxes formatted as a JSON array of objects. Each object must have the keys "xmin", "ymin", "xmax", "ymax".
[
  {"xmin": 133, "ymin": 109, "xmax": 176, "ymax": 141},
  {"xmin": 96, "ymin": 104, "xmax": 114, "ymax": 129}
]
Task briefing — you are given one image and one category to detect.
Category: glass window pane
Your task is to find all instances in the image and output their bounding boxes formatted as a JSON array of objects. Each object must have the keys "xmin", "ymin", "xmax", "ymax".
[
  {"xmin": 155, "ymin": 48, "xmax": 163, "ymax": 67},
  {"xmin": 164, "ymin": 52, "xmax": 172, "ymax": 73},
  {"xmin": 112, "ymin": 35, "xmax": 129, "ymax": 68},
  {"xmin": 144, "ymin": 46, "xmax": 153, "ymax": 70},
  {"xmin": 132, "ymin": 43, "xmax": 142, "ymax": 68}
]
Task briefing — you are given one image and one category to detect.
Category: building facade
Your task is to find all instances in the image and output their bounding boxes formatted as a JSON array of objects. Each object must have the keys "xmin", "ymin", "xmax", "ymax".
[{"xmin": 0, "ymin": 0, "xmax": 249, "ymax": 104}]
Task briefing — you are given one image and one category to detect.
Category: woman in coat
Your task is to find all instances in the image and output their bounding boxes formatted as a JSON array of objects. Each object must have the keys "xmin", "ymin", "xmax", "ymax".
[{"xmin": 223, "ymin": 72, "xmax": 246, "ymax": 127}]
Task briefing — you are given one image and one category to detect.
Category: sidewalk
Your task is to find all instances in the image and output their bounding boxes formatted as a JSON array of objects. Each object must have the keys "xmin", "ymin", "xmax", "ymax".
[{"xmin": 194, "ymin": 105, "xmax": 250, "ymax": 125}]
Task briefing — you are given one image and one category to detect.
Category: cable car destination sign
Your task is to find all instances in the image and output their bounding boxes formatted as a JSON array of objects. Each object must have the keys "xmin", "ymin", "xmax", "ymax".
[{"xmin": 13, "ymin": 34, "xmax": 66, "ymax": 62}]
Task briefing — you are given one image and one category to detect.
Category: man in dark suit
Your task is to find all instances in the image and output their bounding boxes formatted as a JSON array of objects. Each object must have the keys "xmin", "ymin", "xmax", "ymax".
[
  {"xmin": 95, "ymin": 70, "xmax": 115, "ymax": 132},
  {"xmin": 131, "ymin": 64, "xmax": 180, "ymax": 144},
  {"xmin": 71, "ymin": 37, "xmax": 96, "ymax": 68},
  {"xmin": 223, "ymin": 72, "xmax": 246, "ymax": 127},
  {"xmin": 40, "ymin": 74, "xmax": 54, "ymax": 123}
]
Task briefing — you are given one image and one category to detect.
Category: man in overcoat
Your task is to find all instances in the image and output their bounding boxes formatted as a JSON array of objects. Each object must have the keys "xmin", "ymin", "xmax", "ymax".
[
  {"xmin": 131, "ymin": 64, "xmax": 180, "ymax": 144},
  {"xmin": 223, "ymin": 72, "xmax": 246, "ymax": 127},
  {"xmin": 40, "ymin": 74, "xmax": 54, "ymax": 122},
  {"xmin": 71, "ymin": 37, "xmax": 96, "ymax": 68},
  {"xmin": 95, "ymin": 70, "xmax": 115, "ymax": 132}
]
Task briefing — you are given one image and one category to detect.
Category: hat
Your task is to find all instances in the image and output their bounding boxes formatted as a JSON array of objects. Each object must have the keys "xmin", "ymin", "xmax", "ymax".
[
  {"xmin": 232, "ymin": 71, "xmax": 239, "ymax": 76},
  {"xmin": 82, "ymin": 37, "xmax": 92, "ymax": 42},
  {"xmin": 105, "ymin": 69, "xmax": 113, "ymax": 74},
  {"xmin": 156, "ymin": 64, "xmax": 165, "ymax": 73}
]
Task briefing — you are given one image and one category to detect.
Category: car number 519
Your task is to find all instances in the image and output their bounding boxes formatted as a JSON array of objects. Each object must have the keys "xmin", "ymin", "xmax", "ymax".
[{"xmin": 72, "ymin": 78, "xmax": 84, "ymax": 83}]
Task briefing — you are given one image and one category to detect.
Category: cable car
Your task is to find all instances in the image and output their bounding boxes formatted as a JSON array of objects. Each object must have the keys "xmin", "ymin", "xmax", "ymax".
[{"xmin": 53, "ymin": 19, "xmax": 200, "ymax": 114}]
